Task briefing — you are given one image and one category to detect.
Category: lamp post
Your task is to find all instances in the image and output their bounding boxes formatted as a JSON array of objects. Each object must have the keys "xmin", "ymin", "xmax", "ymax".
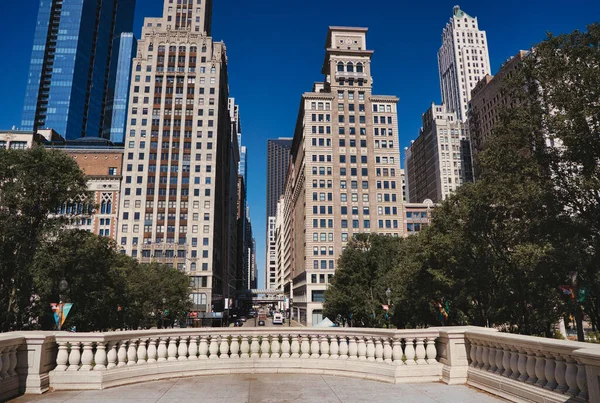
[
  {"xmin": 57, "ymin": 279, "xmax": 69, "ymax": 331},
  {"xmin": 288, "ymin": 279, "xmax": 293, "ymax": 327},
  {"xmin": 385, "ymin": 288, "xmax": 391, "ymax": 329},
  {"xmin": 161, "ymin": 297, "xmax": 166, "ymax": 329}
]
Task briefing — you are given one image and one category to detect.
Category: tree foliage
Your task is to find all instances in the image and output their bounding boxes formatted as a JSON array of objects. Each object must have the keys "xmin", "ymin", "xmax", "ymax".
[{"xmin": 0, "ymin": 147, "xmax": 191, "ymax": 332}]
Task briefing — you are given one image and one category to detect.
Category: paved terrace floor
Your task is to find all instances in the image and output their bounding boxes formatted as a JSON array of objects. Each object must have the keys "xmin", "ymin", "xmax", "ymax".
[{"xmin": 10, "ymin": 374, "xmax": 505, "ymax": 403}]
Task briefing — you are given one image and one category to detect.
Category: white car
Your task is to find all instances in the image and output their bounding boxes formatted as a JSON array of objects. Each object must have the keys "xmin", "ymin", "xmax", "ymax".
[{"xmin": 272, "ymin": 313, "xmax": 283, "ymax": 325}]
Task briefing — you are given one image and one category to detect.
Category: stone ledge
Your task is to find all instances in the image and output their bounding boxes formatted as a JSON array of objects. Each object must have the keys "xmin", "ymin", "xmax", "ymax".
[
  {"xmin": 468, "ymin": 368, "xmax": 570, "ymax": 403},
  {"xmin": 49, "ymin": 358, "xmax": 443, "ymax": 390}
]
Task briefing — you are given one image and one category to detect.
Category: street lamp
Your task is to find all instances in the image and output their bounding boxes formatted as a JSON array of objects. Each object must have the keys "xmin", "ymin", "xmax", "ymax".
[
  {"xmin": 385, "ymin": 288, "xmax": 391, "ymax": 329},
  {"xmin": 58, "ymin": 279, "xmax": 69, "ymax": 331},
  {"xmin": 161, "ymin": 297, "xmax": 166, "ymax": 329}
]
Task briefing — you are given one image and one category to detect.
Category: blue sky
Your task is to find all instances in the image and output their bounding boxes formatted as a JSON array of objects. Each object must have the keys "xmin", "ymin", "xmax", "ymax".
[{"xmin": 2, "ymin": 0, "xmax": 600, "ymax": 287}]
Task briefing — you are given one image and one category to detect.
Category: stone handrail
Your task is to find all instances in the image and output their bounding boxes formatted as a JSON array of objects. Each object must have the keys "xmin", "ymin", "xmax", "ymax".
[
  {"xmin": 465, "ymin": 328, "xmax": 600, "ymax": 402},
  {"xmin": 49, "ymin": 328, "xmax": 442, "ymax": 389}
]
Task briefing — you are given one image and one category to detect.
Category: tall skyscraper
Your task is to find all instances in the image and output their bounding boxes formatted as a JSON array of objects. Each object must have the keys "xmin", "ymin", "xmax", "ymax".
[
  {"xmin": 281, "ymin": 27, "xmax": 403, "ymax": 325},
  {"xmin": 21, "ymin": 0, "xmax": 136, "ymax": 140},
  {"xmin": 104, "ymin": 33, "xmax": 137, "ymax": 144},
  {"xmin": 266, "ymin": 139, "xmax": 292, "ymax": 218},
  {"xmin": 405, "ymin": 103, "xmax": 470, "ymax": 203},
  {"xmin": 438, "ymin": 5, "xmax": 491, "ymax": 122},
  {"xmin": 266, "ymin": 138, "xmax": 292, "ymax": 290},
  {"xmin": 118, "ymin": 0, "xmax": 239, "ymax": 315}
]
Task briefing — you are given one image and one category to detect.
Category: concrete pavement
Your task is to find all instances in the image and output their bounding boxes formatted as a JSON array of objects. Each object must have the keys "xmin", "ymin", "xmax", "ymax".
[{"xmin": 10, "ymin": 374, "xmax": 504, "ymax": 403}]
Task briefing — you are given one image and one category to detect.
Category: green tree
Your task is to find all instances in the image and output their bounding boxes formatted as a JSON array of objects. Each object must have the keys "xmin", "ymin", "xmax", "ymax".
[{"xmin": 0, "ymin": 146, "xmax": 89, "ymax": 331}]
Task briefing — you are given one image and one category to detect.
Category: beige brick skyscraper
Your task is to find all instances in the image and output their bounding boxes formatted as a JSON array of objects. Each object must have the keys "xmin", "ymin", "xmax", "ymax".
[
  {"xmin": 118, "ymin": 0, "xmax": 238, "ymax": 314},
  {"xmin": 283, "ymin": 27, "xmax": 403, "ymax": 326}
]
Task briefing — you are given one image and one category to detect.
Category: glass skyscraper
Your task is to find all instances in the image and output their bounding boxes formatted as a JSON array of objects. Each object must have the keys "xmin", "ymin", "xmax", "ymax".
[
  {"xmin": 21, "ymin": 0, "xmax": 136, "ymax": 140},
  {"xmin": 104, "ymin": 32, "xmax": 136, "ymax": 144}
]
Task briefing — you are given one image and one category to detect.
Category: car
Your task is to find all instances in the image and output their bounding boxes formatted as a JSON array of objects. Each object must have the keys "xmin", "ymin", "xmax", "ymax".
[
  {"xmin": 273, "ymin": 313, "xmax": 283, "ymax": 325},
  {"xmin": 258, "ymin": 320, "xmax": 265, "ymax": 326}
]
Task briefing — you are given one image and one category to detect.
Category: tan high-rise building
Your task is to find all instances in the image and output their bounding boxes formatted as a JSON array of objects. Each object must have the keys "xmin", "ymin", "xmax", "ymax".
[
  {"xmin": 405, "ymin": 103, "xmax": 471, "ymax": 203},
  {"xmin": 438, "ymin": 5, "xmax": 491, "ymax": 122},
  {"xmin": 468, "ymin": 50, "xmax": 529, "ymax": 157},
  {"xmin": 118, "ymin": 0, "xmax": 238, "ymax": 314},
  {"xmin": 283, "ymin": 27, "xmax": 403, "ymax": 326}
]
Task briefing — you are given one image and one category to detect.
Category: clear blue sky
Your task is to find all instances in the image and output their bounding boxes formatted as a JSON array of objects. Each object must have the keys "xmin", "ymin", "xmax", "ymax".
[{"xmin": 2, "ymin": 0, "xmax": 600, "ymax": 287}]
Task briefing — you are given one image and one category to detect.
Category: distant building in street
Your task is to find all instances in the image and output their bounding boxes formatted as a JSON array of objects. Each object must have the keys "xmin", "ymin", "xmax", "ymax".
[
  {"xmin": 21, "ymin": 0, "xmax": 136, "ymax": 140},
  {"xmin": 282, "ymin": 27, "xmax": 404, "ymax": 326},
  {"xmin": 405, "ymin": 103, "xmax": 471, "ymax": 203},
  {"xmin": 438, "ymin": 5, "xmax": 491, "ymax": 122}
]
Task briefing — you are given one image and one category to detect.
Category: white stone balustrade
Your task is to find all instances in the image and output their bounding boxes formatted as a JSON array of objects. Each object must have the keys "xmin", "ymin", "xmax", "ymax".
[
  {"xmin": 466, "ymin": 329, "xmax": 600, "ymax": 402},
  {"xmin": 1, "ymin": 327, "xmax": 598, "ymax": 402}
]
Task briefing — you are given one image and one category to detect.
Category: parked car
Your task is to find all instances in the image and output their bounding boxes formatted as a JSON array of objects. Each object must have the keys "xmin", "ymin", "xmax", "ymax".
[{"xmin": 273, "ymin": 313, "xmax": 283, "ymax": 325}]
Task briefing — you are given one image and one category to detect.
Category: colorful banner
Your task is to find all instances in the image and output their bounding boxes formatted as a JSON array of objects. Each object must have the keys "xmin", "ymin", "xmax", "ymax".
[{"xmin": 51, "ymin": 303, "xmax": 73, "ymax": 327}]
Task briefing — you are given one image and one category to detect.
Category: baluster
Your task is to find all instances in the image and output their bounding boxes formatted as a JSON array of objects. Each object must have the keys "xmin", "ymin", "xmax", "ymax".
[
  {"xmin": 0, "ymin": 347, "xmax": 5, "ymax": 378},
  {"xmin": 250, "ymin": 336, "xmax": 260, "ymax": 358},
  {"xmin": 199, "ymin": 336, "xmax": 209, "ymax": 359},
  {"xmin": 80, "ymin": 342, "xmax": 94, "ymax": 371},
  {"xmin": 517, "ymin": 349, "xmax": 528, "ymax": 382},
  {"xmin": 240, "ymin": 336, "xmax": 250, "ymax": 359},
  {"xmin": 271, "ymin": 335, "xmax": 280, "ymax": 358},
  {"xmin": 480, "ymin": 343, "xmax": 490, "ymax": 371},
  {"xmin": 117, "ymin": 341, "xmax": 128, "ymax": 367},
  {"xmin": 147, "ymin": 338, "xmax": 158, "ymax": 363},
  {"xmin": 565, "ymin": 358, "xmax": 579, "ymax": 397},
  {"xmin": 7, "ymin": 346, "xmax": 18, "ymax": 377},
  {"xmin": 300, "ymin": 335, "xmax": 310, "ymax": 359},
  {"xmin": 137, "ymin": 338, "xmax": 148, "ymax": 365},
  {"xmin": 392, "ymin": 337, "xmax": 402, "ymax": 363},
  {"xmin": 281, "ymin": 335, "xmax": 291, "ymax": 358},
  {"xmin": 365, "ymin": 337, "xmax": 375, "ymax": 362},
  {"xmin": 329, "ymin": 336, "xmax": 339, "ymax": 359},
  {"xmin": 348, "ymin": 336, "xmax": 358, "ymax": 360},
  {"xmin": 501, "ymin": 347, "xmax": 512, "ymax": 378},
  {"xmin": 106, "ymin": 342, "xmax": 118, "ymax": 369},
  {"xmin": 127, "ymin": 339, "xmax": 138, "ymax": 366},
  {"xmin": 68, "ymin": 342, "xmax": 82, "ymax": 371},
  {"xmin": 178, "ymin": 336, "xmax": 189, "ymax": 361},
  {"xmin": 209, "ymin": 335, "xmax": 219, "ymax": 359},
  {"xmin": 525, "ymin": 350, "xmax": 538, "ymax": 384},
  {"xmin": 310, "ymin": 335, "xmax": 320, "ymax": 359},
  {"xmin": 543, "ymin": 353, "xmax": 557, "ymax": 391},
  {"xmin": 320, "ymin": 335, "xmax": 330, "ymax": 359},
  {"xmin": 230, "ymin": 336, "xmax": 240, "ymax": 359},
  {"xmin": 495, "ymin": 345, "xmax": 504, "ymax": 375},
  {"xmin": 534, "ymin": 352, "xmax": 546, "ymax": 387},
  {"xmin": 220, "ymin": 335, "xmax": 230, "ymax": 359},
  {"xmin": 188, "ymin": 336, "xmax": 199, "ymax": 360},
  {"xmin": 260, "ymin": 335, "xmax": 270, "ymax": 359},
  {"xmin": 291, "ymin": 335, "xmax": 300, "ymax": 358},
  {"xmin": 357, "ymin": 336, "xmax": 367, "ymax": 361},
  {"xmin": 157, "ymin": 338, "xmax": 168, "ymax": 362},
  {"xmin": 93, "ymin": 342, "xmax": 107, "ymax": 371},
  {"xmin": 554, "ymin": 357, "xmax": 568, "ymax": 393},
  {"xmin": 404, "ymin": 338, "xmax": 416, "ymax": 365},
  {"xmin": 339, "ymin": 336, "xmax": 349, "ymax": 359},
  {"xmin": 469, "ymin": 341, "xmax": 477, "ymax": 367},
  {"xmin": 167, "ymin": 337, "xmax": 178, "ymax": 362},
  {"xmin": 374, "ymin": 338, "xmax": 383, "ymax": 362},
  {"xmin": 509, "ymin": 349, "xmax": 520, "ymax": 380},
  {"xmin": 415, "ymin": 338, "xmax": 427, "ymax": 365},
  {"xmin": 383, "ymin": 338, "xmax": 393, "ymax": 363},
  {"xmin": 55, "ymin": 342, "xmax": 69, "ymax": 371},
  {"xmin": 487, "ymin": 344, "xmax": 497, "ymax": 372},
  {"xmin": 576, "ymin": 363, "xmax": 588, "ymax": 401},
  {"xmin": 426, "ymin": 338, "xmax": 438, "ymax": 364}
]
